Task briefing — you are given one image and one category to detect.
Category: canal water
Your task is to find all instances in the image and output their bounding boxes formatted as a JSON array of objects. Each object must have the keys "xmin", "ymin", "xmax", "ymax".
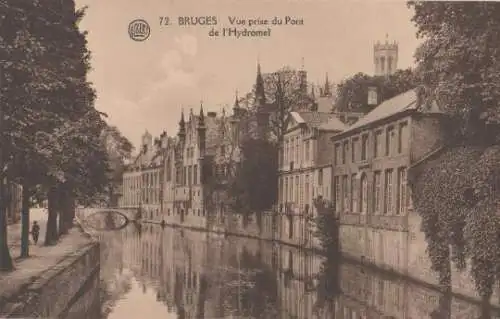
[{"xmin": 87, "ymin": 221, "xmax": 500, "ymax": 319}]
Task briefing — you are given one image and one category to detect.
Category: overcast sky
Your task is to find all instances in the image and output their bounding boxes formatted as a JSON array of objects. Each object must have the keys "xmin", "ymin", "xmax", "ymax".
[{"xmin": 75, "ymin": 0, "xmax": 421, "ymax": 149}]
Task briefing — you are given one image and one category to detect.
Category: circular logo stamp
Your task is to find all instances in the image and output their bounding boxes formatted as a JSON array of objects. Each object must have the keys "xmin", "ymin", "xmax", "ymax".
[{"xmin": 128, "ymin": 19, "xmax": 150, "ymax": 41}]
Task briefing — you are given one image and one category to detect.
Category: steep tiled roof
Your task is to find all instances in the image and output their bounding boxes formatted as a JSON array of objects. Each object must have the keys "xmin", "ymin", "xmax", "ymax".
[
  {"xmin": 297, "ymin": 111, "xmax": 332, "ymax": 128},
  {"xmin": 337, "ymin": 89, "xmax": 442, "ymax": 136},
  {"xmin": 290, "ymin": 112, "xmax": 305, "ymax": 124},
  {"xmin": 345, "ymin": 89, "xmax": 417, "ymax": 132},
  {"xmin": 318, "ymin": 115, "xmax": 348, "ymax": 132}
]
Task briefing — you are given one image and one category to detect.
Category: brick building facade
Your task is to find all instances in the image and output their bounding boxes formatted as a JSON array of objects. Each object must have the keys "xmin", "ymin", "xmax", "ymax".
[
  {"xmin": 329, "ymin": 89, "xmax": 498, "ymax": 301},
  {"xmin": 278, "ymin": 111, "xmax": 346, "ymax": 247}
]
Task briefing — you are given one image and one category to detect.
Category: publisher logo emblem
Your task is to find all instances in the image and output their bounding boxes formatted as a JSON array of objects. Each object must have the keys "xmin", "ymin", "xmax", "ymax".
[{"xmin": 128, "ymin": 19, "xmax": 150, "ymax": 41}]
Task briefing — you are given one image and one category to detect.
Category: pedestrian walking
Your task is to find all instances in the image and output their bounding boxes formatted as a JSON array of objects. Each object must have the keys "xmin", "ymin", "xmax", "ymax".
[{"xmin": 31, "ymin": 221, "xmax": 40, "ymax": 244}]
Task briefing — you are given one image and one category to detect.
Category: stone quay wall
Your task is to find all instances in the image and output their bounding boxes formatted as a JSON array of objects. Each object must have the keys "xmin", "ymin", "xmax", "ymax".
[
  {"xmin": 0, "ymin": 242, "xmax": 100, "ymax": 318},
  {"xmin": 144, "ymin": 208, "xmax": 500, "ymax": 308}
]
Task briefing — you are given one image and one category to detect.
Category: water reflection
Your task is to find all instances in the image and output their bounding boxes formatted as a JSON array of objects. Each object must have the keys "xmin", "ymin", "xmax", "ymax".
[
  {"xmin": 94, "ymin": 223, "xmax": 500, "ymax": 319},
  {"xmin": 82, "ymin": 210, "xmax": 129, "ymax": 231}
]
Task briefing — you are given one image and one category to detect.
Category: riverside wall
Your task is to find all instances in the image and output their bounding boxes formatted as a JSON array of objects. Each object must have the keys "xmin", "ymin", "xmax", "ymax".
[
  {"xmin": 142, "ymin": 208, "xmax": 500, "ymax": 308},
  {"xmin": 0, "ymin": 241, "xmax": 100, "ymax": 318}
]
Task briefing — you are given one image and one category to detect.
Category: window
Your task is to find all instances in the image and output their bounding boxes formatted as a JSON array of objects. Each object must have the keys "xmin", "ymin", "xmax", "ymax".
[
  {"xmin": 295, "ymin": 137, "xmax": 300, "ymax": 162},
  {"xmin": 408, "ymin": 184, "xmax": 413, "ymax": 209},
  {"xmin": 342, "ymin": 175, "xmax": 349, "ymax": 212},
  {"xmin": 284, "ymin": 140, "xmax": 288, "ymax": 164},
  {"xmin": 289, "ymin": 177, "xmax": 293, "ymax": 202},
  {"xmin": 295, "ymin": 176, "xmax": 299, "ymax": 202},
  {"xmin": 305, "ymin": 140, "xmax": 310, "ymax": 161},
  {"xmin": 374, "ymin": 130, "xmax": 382, "ymax": 158},
  {"xmin": 386, "ymin": 126, "xmax": 394, "ymax": 156},
  {"xmin": 299, "ymin": 175, "xmax": 304, "ymax": 207},
  {"xmin": 334, "ymin": 143, "xmax": 340, "ymax": 165},
  {"xmin": 351, "ymin": 174, "xmax": 357, "ymax": 213},
  {"xmin": 305, "ymin": 175, "xmax": 310, "ymax": 204},
  {"xmin": 360, "ymin": 173, "xmax": 368, "ymax": 214},
  {"xmin": 318, "ymin": 168, "xmax": 323, "ymax": 186},
  {"xmin": 342, "ymin": 141, "xmax": 348, "ymax": 164},
  {"xmin": 334, "ymin": 176, "xmax": 341, "ymax": 213},
  {"xmin": 352, "ymin": 137, "xmax": 359, "ymax": 162},
  {"xmin": 183, "ymin": 167, "xmax": 187, "ymax": 185},
  {"xmin": 220, "ymin": 145, "xmax": 225, "ymax": 158},
  {"xmin": 193, "ymin": 165, "xmax": 198, "ymax": 185},
  {"xmin": 188, "ymin": 166, "xmax": 192, "ymax": 185},
  {"xmin": 361, "ymin": 135, "xmax": 368, "ymax": 161},
  {"xmin": 166, "ymin": 157, "xmax": 172, "ymax": 181},
  {"xmin": 290, "ymin": 140, "xmax": 294, "ymax": 164},
  {"xmin": 384, "ymin": 169, "xmax": 393, "ymax": 214},
  {"xmin": 373, "ymin": 171, "xmax": 382, "ymax": 214},
  {"xmin": 398, "ymin": 122, "xmax": 409, "ymax": 154},
  {"xmin": 397, "ymin": 167, "xmax": 407, "ymax": 215},
  {"xmin": 284, "ymin": 177, "xmax": 288, "ymax": 202}
]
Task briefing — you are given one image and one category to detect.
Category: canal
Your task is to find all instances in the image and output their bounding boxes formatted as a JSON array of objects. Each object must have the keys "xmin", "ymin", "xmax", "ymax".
[{"xmin": 88, "ymin": 222, "xmax": 500, "ymax": 319}]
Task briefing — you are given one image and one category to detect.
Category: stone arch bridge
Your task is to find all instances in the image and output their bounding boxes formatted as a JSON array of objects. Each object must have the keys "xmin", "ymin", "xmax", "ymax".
[{"xmin": 76, "ymin": 207, "xmax": 141, "ymax": 225}]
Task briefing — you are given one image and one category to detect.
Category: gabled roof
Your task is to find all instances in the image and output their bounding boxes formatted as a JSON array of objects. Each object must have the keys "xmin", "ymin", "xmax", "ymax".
[
  {"xmin": 336, "ymin": 89, "xmax": 442, "ymax": 137},
  {"xmin": 289, "ymin": 111, "xmax": 305, "ymax": 125},
  {"xmin": 318, "ymin": 115, "xmax": 348, "ymax": 132},
  {"xmin": 296, "ymin": 111, "xmax": 332, "ymax": 128},
  {"xmin": 286, "ymin": 111, "xmax": 345, "ymax": 133}
]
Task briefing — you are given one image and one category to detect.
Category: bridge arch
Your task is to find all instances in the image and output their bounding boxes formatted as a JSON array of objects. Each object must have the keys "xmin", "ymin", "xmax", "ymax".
[{"xmin": 83, "ymin": 210, "xmax": 130, "ymax": 231}]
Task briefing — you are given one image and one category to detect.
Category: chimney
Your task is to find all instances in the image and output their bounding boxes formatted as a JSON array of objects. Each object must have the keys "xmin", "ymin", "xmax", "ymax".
[{"xmin": 207, "ymin": 112, "xmax": 217, "ymax": 118}]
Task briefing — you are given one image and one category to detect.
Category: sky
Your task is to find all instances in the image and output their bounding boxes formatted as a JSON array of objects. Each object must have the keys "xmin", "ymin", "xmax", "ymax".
[{"xmin": 74, "ymin": 0, "xmax": 421, "ymax": 150}]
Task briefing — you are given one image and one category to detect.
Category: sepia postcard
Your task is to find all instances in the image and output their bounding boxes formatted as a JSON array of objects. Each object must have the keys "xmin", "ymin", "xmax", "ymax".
[{"xmin": 0, "ymin": 0, "xmax": 500, "ymax": 318}]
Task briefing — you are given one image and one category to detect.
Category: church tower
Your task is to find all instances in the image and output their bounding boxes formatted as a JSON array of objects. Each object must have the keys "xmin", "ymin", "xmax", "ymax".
[
  {"xmin": 255, "ymin": 62, "xmax": 269, "ymax": 140},
  {"xmin": 374, "ymin": 34, "xmax": 398, "ymax": 76}
]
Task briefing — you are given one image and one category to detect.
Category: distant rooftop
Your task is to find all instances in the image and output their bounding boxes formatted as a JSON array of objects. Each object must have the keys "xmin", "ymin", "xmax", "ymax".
[
  {"xmin": 295, "ymin": 111, "xmax": 332, "ymax": 128},
  {"xmin": 318, "ymin": 115, "xmax": 348, "ymax": 132},
  {"xmin": 337, "ymin": 89, "xmax": 442, "ymax": 136}
]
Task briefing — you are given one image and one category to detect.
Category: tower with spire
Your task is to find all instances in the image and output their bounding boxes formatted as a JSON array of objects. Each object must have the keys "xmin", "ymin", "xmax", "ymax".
[
  {"xmin": 197, "ymin": 102, "xmax": 206, "ymax": 158},
  {"xmin": 178, "ymin": 110, "xmax": 186, "ymax": 143},
  {"xmin": 175, "ymin": 109, "xmax": 186, "ymax": 186},
  {"xmin": 374, "ymin": 34, "xmax": 398, "ymax": 76},
  {"xmin": 254, "ymin": 61, "xmax": 270, "ymax": 140},
  {"xmin": 230, "ymin": 91, "xmax": 242, "ymax": 143},
  {"xmin": 320, "ymin": 73, "xmax": 332, "ymax": 97},
  {"xmin": 298, "ymin": 57, "xmax": 307, "ymax": 96},
  {"xmin": 255, "ymin": 62, "xmax": 266, "ymax": 110},
  {"xmin": 233, "ymin": 90, "xmax": 242, "ymax": 117}
]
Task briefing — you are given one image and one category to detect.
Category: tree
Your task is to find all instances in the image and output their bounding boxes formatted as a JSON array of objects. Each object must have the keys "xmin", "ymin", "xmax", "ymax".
[
  {"xmin": 0, "ymin": 0, "xmax": 109, "ymax": 246},
  {"xmin": 409, "ymin": 1, "xmax": 500, "ymax": 142},
  {"xmin": 312, "ymin": 196, "xmax": 340, "ymax": 315},
  {"xmin": 227, "ymin": 138, "xmax": 278, "ymax": 215},
  {"xmin": 264, "ymin": 67, "xmax": 313, "ymax": 143},
  {"xmin": 334, "ymin": 68, "xmax": 418, "ymax": 113},
  {"xmin": 36, "ymin": 2, "xmax": 106, "ymax": 244},
  {"xmin": 208, "ymin": 67, "xmax": 311, "ymax": 220},
  {"xmin": 239, "ymin": 66, "xmax": 314, "ymax": 144},
  {"xmin": 0, "ymin": 0, "xmax": 70, "ymax": 268},
  {"xmin": 408, "ymin": 1, "xmax": 500, "ymax": 306},
  {"xmin": 101, "ymin": 125, "xmax": 134, "ymax": 207}
]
